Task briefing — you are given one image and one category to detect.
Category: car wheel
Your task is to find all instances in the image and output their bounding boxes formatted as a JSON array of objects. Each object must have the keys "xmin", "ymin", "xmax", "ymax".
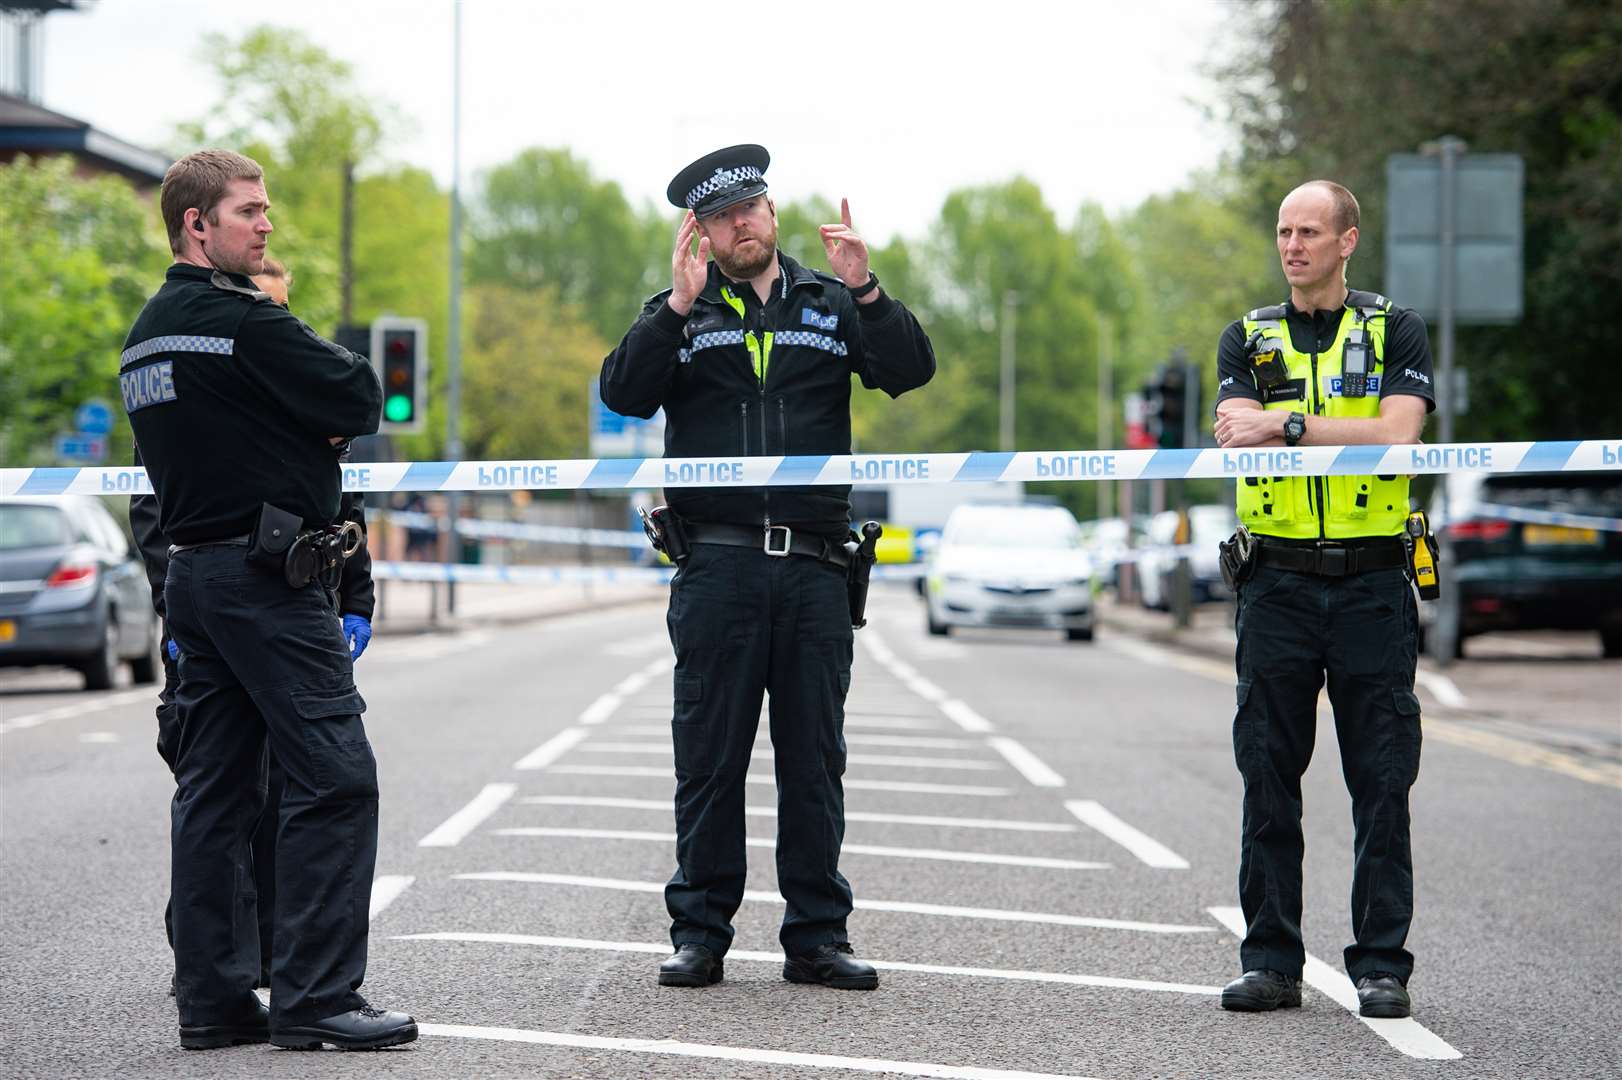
[
  {"xmin": 129, "ymin": 619, "xmax": 160, "ymax": 685},
  {"xmin": 1065, "ymin": 626, "xmax": 1094, "ymax": 643},
  {"xmin": 1601, "ymin": 627, "xmax": 1622, "ymax": 659},
  {"xmin": 926, "ymin": 608, "xmax": 950, "ymax": 636},
  {"xmin": 81, "ymin": 613, "xmax": 119, "ymax": 691}
]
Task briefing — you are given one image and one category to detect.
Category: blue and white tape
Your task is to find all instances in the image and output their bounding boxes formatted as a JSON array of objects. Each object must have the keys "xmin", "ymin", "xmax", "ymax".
[
  {"xmin": 6, "ymin": 439, "xmax": 1622, "ymax": 497},
  {"xmin": 370, "ymin": 561, "xmax": 924, "ymax": 586}
]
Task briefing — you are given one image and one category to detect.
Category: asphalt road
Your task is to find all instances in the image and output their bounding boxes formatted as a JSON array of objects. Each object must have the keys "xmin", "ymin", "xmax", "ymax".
[{"xmin": 2, "ymin": 584, "xmax": 1618, "ymax": 1079}]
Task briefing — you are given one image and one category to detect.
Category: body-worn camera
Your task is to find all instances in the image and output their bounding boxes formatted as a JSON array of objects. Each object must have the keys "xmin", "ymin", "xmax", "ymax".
[{"xmin": 1246, "ymin": 330, "xmax": 1290, "ymax": 389}]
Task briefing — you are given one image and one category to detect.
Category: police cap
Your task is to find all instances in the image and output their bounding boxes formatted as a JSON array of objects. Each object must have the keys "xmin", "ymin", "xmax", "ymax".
[{"xmin": 666, "ymin": 144, "xmax": 770, "ymax": 218}]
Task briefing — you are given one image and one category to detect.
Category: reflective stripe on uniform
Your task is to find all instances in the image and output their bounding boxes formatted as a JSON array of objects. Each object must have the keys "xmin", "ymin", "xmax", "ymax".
[
  {"xmin": 120, "ymin": 335, "xmax": 234, "ymax": 369},
  {"xmin": 774, "ymin": 330, "xmax": 848, "ymax": 356}
]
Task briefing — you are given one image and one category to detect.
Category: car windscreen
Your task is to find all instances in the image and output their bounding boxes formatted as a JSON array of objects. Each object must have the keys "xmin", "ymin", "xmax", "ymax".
[
  {"xmin": 1479, "ymin": 474, "xmax": 1622, "ymax": 516},
  {"xmin": 0, "ymin": 505, "xmax": 72, "ymax": 550},
  {"xmin": 945, "ymin": 512, "xmax": 1081, "ymax": 549}
]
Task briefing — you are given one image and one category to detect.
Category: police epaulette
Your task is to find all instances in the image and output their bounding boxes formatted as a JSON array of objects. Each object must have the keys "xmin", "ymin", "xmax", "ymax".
[
  {"xmin": 1345, "ymin": 289, "xmax": 1391, "ymax": 317},
  {"xmin": 1246, "ymin": 303, "xmax": 1288, "ymax": 322},
  {"xmin": 209, "ymin": 270, "xmax": 272, "ymax": 303}
]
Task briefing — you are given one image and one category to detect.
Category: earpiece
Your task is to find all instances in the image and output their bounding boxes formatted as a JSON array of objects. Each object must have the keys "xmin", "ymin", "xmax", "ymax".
[{"xmin": 192, "ymin": 217, "xmax": 205, "ymax": 233}]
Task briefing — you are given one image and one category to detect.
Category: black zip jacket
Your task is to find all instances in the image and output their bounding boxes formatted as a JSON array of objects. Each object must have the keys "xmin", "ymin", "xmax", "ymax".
[
  {"xmin": 120, "ymin": 264, "xmax": 381, "ymax": 545},
  {"xmin": 129, "ymin": 444, "xmax": 375, "ymax": 621},
  {"xmin": 600, "ymin": 252, "xmax": 935, "ymax": 535}
]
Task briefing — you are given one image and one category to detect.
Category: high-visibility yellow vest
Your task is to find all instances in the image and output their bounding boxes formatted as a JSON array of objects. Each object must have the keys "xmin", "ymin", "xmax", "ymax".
[{"xmin": 1236, "ymin": 291, "xmax": 1409, "ymax": 540}]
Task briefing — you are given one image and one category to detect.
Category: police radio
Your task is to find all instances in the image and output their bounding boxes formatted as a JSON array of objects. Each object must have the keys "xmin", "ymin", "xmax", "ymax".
[{"xmin": 1341, "ymin": 331, "xmax": 1373, "ymax": 398}]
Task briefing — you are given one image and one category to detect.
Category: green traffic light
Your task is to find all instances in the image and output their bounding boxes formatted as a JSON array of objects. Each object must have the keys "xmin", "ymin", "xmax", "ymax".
[{"xmin": 384, "ymin": 394, "xmax": 413, "ymax": 423}]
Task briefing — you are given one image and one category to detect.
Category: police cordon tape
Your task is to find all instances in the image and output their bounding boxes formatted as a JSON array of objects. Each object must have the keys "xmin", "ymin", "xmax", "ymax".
[
  {"xmin": 369, "ymin": 561, "xmax": 923, "ymax": 585},
  {"xmin": 6, "ymin": 439, "xmax": 1622, "ymax": 498}
]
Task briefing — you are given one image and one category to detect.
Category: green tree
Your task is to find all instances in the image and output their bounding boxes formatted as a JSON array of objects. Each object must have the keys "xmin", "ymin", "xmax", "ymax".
[{"xmin": 0, "ymin": 156, "xmax": 168, "ymax": 464}]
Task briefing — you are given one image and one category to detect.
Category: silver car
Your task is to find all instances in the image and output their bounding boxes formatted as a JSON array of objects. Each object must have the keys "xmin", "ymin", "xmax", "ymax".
[
  {"xmin": 0, "ymin": 495, "xmax": 160, "ymax": 689},
  {"xmin": 925, "ymin": 503, "xmax": 1096, "ymax": 641}
]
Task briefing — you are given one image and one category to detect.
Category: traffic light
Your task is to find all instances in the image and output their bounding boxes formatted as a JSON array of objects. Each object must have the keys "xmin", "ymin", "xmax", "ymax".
[
  {"xmin": 1157, "ymin": 364, "xmax": 1187, "ymax": 449},
  {"xmin": 369, "ymin": 316, "xmax": 427, "ymax": 434}
]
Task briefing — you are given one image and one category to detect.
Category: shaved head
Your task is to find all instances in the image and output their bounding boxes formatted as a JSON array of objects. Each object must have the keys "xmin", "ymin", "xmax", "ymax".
[{"xmin": 1285, "ymin": 180, "xmax": 1360, "ymax": 234}]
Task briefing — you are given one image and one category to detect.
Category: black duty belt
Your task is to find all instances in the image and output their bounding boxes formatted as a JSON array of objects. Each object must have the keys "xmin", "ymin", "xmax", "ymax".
[
  {"xmin": 168, "ymin": 534, "xmax": 250, "ymax": 555},
  {"xmin": 1254, "ymin": 537, "xmax": 1407, "ymax": 577},
  {"xmin": 687, "ymin": 522, "xmax": 851, "ymax": 569}
]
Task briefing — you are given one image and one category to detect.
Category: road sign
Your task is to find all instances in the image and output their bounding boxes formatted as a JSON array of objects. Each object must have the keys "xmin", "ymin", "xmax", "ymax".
[
  {"xmin": 74, "ymin": 399, "xmax": 113, "ymax": 436},
  {"xmin": 589, "ymin": 379, "xmax": 664, "ymax": 458},
  {"xmin": 1385, "ymin": 151, "xmax": 1523, "ymax": 324},
  {"xmin": 55, "ymin": 435, "xmax": 106, "ymax": 463}
]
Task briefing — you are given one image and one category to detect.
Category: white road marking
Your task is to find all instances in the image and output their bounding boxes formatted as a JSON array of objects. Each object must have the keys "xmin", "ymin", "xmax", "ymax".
[
  {"xmin": 369, "ymin": 875, "xmax": 415, "ymax": 920},
  {"xmin": 418, "ymin": 783, "xmax": 518, "ymax": 847},
  {"xmin": 513, "ymin": 726, "xmax": 591, "ymax": 770},
  {"xmin": 78, "ymin": 731, "xmax": 120, "ymax": 743},
  {"xmin": 1065, "ymin": 800, "xmax": 1189, "ymax": 869},
  {"xmin": 906, "ymin": 676, "xmax": 949, "ymax": 703},
  {"xmin": 846, "ymin": 733, "xmax": 974, "ymax": 749},
  {"xmin": 940, "ymin": 699, "xmax": 996, "ymax": 733},
  {"xmin": 494, "ymin": 827, "xmax": 1109, "ymax": 870},
  {"xmin": 0, "ymin": 687, "xmax": 153, "ymax": 735},
  {"xmin": 421, "ymin": 1023, "xmax": 1102, "ymax": 1080},
  {"xmin": 614, "ymin": 672, "xmax": 650, "ymax": 696},
  {"xmin": 1100, "ymin": 635, "xmax": 1234, "ymax": 682},
  {"xmin": 1414, "ymin": 668, "xmax": 1468, "ymax": 709},
  {"xmin": 986, "ymin": 736, "xmax": 1065, "ymax": 787},
  {"xmin": 1207, "ymin": 907, "xmax": 1462, "ymax": 1061},
  {"xmin": 576, "ymin": 693, "xmax": 622, "ymax": 726},
  {"xmin": 460, "ymin": 872, "xmax": 1216, "ymax": 935},
  {"xmin": 575, "ymin": 742, "xmax": 1000, "ymax": 771},
  {"xmin": 545, "ymin": 764, "xmax": 1013, "ymax": 796},
  {"xmin": 400, "ymin": 933, "xmax": 1218, "ymax": 996},
  {"xmin": 844, "ymin": 713, "xmax": 945, "ymax": 728},
  {"xmin": 520, "ymin": 795, "xmax": 1076, "ymax": 833}
]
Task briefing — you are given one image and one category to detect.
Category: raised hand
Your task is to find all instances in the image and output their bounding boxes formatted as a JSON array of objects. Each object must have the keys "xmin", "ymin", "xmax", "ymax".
[
  {"xmin": 819, "ymin": 198, "xmax": 870, "ymax": 290},
  {"xmin": 670, "ymin": 212, "xmax": 710, "ymax": 315}
]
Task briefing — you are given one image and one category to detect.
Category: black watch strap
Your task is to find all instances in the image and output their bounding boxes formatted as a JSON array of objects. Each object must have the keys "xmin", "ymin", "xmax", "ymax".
[{"xmin": 848, "ymin": 272, "xmax": 880, "ymax": 299}]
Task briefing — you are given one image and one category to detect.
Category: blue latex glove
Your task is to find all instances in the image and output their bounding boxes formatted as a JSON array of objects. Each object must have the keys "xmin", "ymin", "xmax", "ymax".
[
  {"xmin": 166, "ymin": 638, "xmax": 179, "ymax": 662},
  {"xmin": 342, "ymin": 614, "xmax": 372, "ymax": 661}
]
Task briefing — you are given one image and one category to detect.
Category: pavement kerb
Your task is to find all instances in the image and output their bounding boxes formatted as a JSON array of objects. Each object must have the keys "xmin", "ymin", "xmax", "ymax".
[{"xmin": 1099, "ymin": 600, "xmax": 1238, "ymax": 665}]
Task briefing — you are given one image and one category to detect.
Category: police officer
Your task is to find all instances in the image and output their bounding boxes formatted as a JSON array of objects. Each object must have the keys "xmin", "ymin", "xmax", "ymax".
[
  {"xmin": 129, "ymin": 255, "xmax": 377, "ymax": 997},
  {"xmin": 1213, "ymin": 180, "xmax": 1435, "ymax": 1019},
  {"xmin": 601, "ymin": 145, "xmax": 935, "ymax": 990},
  {"xmin": 122, "ymin": 149, "xmax": 413, "ymax": 1050}
]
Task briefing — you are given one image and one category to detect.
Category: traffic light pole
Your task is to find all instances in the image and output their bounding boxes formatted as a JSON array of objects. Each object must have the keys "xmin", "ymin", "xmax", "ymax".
[{"xmin": 444, "ymin": 0, "xmax": 465, "ymax": 616}]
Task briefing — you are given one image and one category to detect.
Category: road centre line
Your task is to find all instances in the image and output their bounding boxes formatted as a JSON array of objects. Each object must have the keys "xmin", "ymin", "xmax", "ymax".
[
  {"xmin": 420, "ymin": 1023, "xmax": 1103, "ymax": 1080},
  {"xmin": 520, "ymin": 795, "xmax": 1078, "ymax": 833},
  {"xmin": 940, "ymin": 699, "xmax": 996, "ymax": 733},
  {"xmin": 545, "ymin": 764, "xmax": 1013, "ymax": 796},
  {"xmin": 986, "ymin": 736, "xmax": 1066, "ymax": 787},
  {"xmin": 576, "ymin": 694, "xmax": 621, "ymax": 726},
  {"xmin": 1207, "ymin": 907, "xmax": 1462, "ymax": 1060},
  {"xmin": 513, "ymin": 726, "xmax": 591, "ymax": 770},
  {"xmin": 0, "ymin": 687, "xmax": 153, "ymax": 736},
  {"xmin": 369, "ymin": 875, "xmax": 415, "ymax": 919},
  {"xmin": 418, "ymin": 784, "xmax": 517, "ymax": 847},
  {"xmin": 1414, "ymin": 668, "xmax": 1468, "ymax": 709},
  {"xmin": 400, "ymin": 933, "xmax": 1218, "ymax": 996},
  {"xmin": 574, "ymin": 742, "xmax": 1001, "ymax": 771},
  {"xmin": 459, "ymin": 872, "xmax": 1215, "ymax": 935},
  {"xmin": 1065, "ymin": 801, "xmax": 1189, "ymax": 869},
  {"xmin": 493, "ymin": 827, "xmax": 1110, "ymax": 870}
]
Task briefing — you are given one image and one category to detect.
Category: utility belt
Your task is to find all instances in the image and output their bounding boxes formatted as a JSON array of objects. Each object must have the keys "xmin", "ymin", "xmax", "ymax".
[
  {"xmin": 1220, "ymin": 516, "xmax": 1440, "ymax": 599},
  {"xmin": 640, "ymin": 506, "xmax": 883, "ymax": 628},
  {"xmin": 172, "ymin": 504, "xmax": 361, "ymax": 590}
]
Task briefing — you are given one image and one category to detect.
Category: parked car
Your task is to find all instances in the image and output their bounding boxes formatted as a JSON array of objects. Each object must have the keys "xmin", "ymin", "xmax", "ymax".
[
  {"xmin": 1077, "ymin": 517, "xmax": 1145, "ymax": 588},
  {"xmin": 1424, "ymin": 471, "xmax": 1622, "ymax": 662},
  {"xmin": 924, "ymin": 503, "xmax": 1096, "ymax": 641},
  {"xmin": 0, "ymin": 495, "xmax": 160, "ymax": 689},
  {"xmin": 1136, "ymin": 505, "xmax": 1237, "ymax": 611}
]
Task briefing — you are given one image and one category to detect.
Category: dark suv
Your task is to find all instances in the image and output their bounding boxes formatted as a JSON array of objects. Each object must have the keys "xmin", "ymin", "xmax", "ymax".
[
  {"xmin": 0, "ymin": 496, "xmax": 160, "ymax": 689},
  {"xmin": 1427, "ymin": 472, "xmax": 1622, "ymax": 662}
]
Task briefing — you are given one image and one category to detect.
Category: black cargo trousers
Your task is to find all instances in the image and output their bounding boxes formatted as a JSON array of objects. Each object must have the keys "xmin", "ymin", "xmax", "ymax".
[
  {"xmin": 1232, "ymin": 561, "xmax": 1423, "ymax": 985},
  {"xmin": 664, "ymin": 542, "xmax": 855, "ymax": 956},
  {"xmin": 163, "ymin": 543, "xmax": 377, "ymax": 1029}
]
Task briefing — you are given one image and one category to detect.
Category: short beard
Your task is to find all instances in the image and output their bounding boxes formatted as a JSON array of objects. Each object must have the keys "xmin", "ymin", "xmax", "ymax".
[{"xmin": 712, "ymin": 226, "xmax": 778, "ymax": 280}]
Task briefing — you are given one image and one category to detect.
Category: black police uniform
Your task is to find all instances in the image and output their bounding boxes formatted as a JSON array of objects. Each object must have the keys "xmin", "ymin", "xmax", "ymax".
[
  {"xmin": 1214, "ymin": 295, "xmax": 1435, "ymax": 997},
  {"xmin": 601, "ymin": 155, "xmax": 935, "ymax": 963},
  {"xmin": 131, "ymin": 449, "xmax": 374, "ymax": 984},
  {"xmin": 121, "ymin": 263, "xmax": 383, "ymax": 1032}
]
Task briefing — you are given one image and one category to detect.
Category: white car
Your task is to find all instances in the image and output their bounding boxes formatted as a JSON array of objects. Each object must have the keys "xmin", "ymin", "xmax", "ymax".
[
  {"xmin": 925, "ymin": 503, "xmax": 1095, "ymax": 641},
  {"xmin": 1136, "ymin": 505, "xmax": 1237, "ymax": 610}
]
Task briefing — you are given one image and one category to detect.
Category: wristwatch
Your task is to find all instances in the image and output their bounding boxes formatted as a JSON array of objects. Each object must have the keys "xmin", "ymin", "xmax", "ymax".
[
  {"xmin": 1283, "ymin": 411, "xmax": 1306, "ymax": 446},
  {"xmin": 848, "ymin": 272, "xmax": 880, "ymax": 300}
]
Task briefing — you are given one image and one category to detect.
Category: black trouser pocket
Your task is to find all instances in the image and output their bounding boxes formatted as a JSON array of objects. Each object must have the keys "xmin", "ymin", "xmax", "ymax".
[
  {"xmin": 289, "ymin": 678, "xmax": 376, "ymax": 801},
  {"xmin": 672, "ymin": 672, "xmax": 716, "ymax": 775}
]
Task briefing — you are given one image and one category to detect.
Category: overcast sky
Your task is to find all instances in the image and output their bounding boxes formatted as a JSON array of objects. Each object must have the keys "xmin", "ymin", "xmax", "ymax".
[{"xmin": 44, "ymin": 0, "xmax": 1235, "ymax": 242}]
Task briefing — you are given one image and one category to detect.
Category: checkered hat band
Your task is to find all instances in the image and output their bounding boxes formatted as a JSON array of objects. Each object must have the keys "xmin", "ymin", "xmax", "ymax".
[{"xmin": 686, "ymin": 166, "xmax": 763, "ymax": 210}]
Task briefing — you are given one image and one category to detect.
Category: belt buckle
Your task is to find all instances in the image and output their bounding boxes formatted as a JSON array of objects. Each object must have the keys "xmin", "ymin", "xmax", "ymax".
[
  {"xmin": 764, "ymin": 525, "xmax": 793, "ymax": 557},
  {"xmin": 1317, "ymin": 543, "xmax": 1349, "ymax": 576}
]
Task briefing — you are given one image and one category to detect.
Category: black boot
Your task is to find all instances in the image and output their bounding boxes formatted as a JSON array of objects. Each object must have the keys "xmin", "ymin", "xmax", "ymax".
[
  {"xmin": 179, "ymin": 994, "xmax": 270, "ymax": 1050},
  {"xmin": 1220, "ymin": 969, "xmax": 1302, "ymax": 1012},
  {"xmin": 1356, "ymin": 973, "xmax": 1411, "ymax": 1018},
  {"xmin": 271, "ymin": 1006, "xmax": 418, "ymax": 1051},
  {"xmin": 658, "ymin": 944, "xmax": 723, "ymax": 987},
  {"xmin": 783, "ymin": 942, "xmax": 879, "ymax": 990}
]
